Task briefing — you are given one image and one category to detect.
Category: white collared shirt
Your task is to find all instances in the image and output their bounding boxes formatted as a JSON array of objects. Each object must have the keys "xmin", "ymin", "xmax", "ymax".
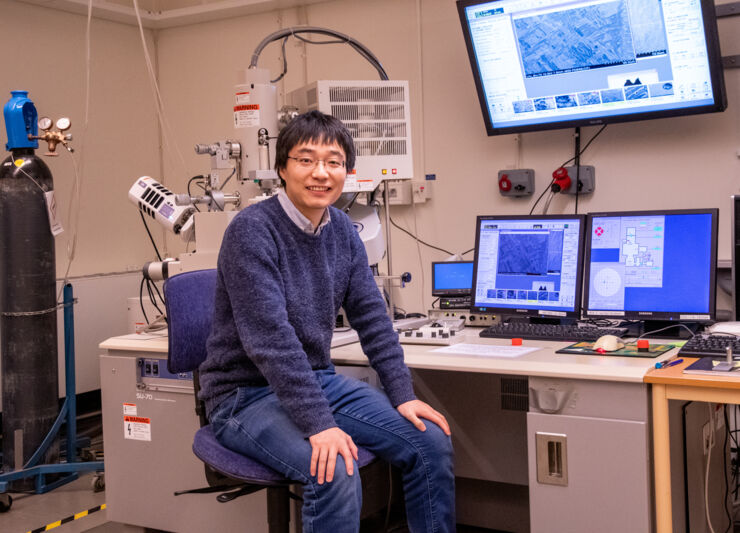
[{"xmin": 277, "ymin": 188, "xmax": 331, "ymax": 236}]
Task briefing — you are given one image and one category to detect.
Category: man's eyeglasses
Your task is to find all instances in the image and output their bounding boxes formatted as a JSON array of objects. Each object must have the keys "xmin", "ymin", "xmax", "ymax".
[{"xmin": 287, "ymin": 156, "xmax": 346, "ymax": 171}]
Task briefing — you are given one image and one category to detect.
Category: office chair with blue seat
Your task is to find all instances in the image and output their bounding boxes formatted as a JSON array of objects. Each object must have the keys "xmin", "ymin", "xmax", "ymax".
[{"xmin": 164, "ymin": 268, "xmax": 378, "ymax": 533}]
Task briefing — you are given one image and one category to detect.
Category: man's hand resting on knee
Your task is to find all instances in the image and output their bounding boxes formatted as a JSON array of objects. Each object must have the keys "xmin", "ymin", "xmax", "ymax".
[
  {"xmin": 397, "ymin": 400, "xmax": 452, "ymax": 435},
  {"xmin": 309, "ymin": 427, "xmax": 359, "ymax": 484}
]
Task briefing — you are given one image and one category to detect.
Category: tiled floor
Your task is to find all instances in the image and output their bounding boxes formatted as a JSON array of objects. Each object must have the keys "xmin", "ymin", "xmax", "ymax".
[
  {"xmin": 1, "ymin": 473, "xmax": 110, "ymax": 533},
  {"xmin": 0, "ymin": 472, "xmax": 497, "ymax": 533},
  {"xmin": 0, "ymin": 408, "xmax": 496, "ymax": 533}
]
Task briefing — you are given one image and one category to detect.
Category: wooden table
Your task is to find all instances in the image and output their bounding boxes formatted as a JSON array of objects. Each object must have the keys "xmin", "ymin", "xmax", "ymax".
[{"xmin": 645, "ymin": 358, "xmax": 740, "ymax": 533}]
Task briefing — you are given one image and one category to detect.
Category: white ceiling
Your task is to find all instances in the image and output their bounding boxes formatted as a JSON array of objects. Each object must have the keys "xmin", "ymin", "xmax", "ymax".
[{"xmin": 18, "ymin": 0, "xmax": 326, "ymax": 29}]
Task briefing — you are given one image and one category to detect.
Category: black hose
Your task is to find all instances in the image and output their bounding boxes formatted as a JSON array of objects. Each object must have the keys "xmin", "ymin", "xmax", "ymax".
[{"xmin": 250, "ymin": 26, "xmax": 389, "ymax": 80}]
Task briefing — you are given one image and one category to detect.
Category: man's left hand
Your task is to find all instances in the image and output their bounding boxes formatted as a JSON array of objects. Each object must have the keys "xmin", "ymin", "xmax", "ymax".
[{"xmin": 397, "ymin": 400, "xmax": 451, "ymax": 435}]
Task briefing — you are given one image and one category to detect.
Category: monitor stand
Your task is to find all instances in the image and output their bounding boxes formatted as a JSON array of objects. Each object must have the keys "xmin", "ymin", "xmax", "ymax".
[{"xmin": 639, "ymin": 321, "xmax": 702, "ymax": 339}]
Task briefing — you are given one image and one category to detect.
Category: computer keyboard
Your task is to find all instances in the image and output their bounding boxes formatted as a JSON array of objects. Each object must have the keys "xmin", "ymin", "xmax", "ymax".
[
  {"xmin": 677, "ymin": 334, "xmax": 740, "ymax": 357},
  {"xmin": 479, "ymin": 322, "xmax": 628, "ymax": 342}
]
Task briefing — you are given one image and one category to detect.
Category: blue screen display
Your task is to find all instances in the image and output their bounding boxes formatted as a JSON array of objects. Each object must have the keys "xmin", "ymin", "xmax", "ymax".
[
  {"xmin": 586, "ymin": 212, "xmax": 714, "ymax": 317},
  {"xmin": 433, "ymin": 262, "xmax": 474, "ymax": 293}
]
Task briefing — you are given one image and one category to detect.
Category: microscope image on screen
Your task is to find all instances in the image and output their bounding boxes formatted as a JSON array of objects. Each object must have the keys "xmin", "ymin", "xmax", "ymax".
[
  {"xmin": 506, "ymin": 0, "xmax": 676, "ymax": 118},
  {"xmin": 497, "ymin": 230, "xmax": 563, "ymax": 275},
  {"xmin": 513, "ymin": 0, "xmax": 668, "ymax": 79},
  {"xmin": 494, "ymin": 230, "xmax": 564, "ymax": 302}
]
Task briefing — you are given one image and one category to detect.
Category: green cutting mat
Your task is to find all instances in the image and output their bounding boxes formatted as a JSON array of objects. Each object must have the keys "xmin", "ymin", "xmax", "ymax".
[{"xmin": 556, "ymin": 341, "xmax": 676, "ymax": 358}]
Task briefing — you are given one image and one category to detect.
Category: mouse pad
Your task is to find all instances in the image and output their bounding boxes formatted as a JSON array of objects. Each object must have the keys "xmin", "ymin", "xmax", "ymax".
[{"xmin": 556, "ymin": 342, "xmax": 675, "ymax": 358}]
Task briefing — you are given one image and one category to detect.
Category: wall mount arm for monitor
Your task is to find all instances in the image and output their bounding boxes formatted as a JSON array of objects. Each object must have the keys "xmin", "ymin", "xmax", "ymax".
[{"xmin": 717, "ymin": 3, "xmax": 740, "ymax": 68}]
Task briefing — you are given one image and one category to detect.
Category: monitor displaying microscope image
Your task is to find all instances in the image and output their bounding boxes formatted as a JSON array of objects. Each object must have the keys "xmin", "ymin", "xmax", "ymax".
[
  {"xmin": 583, "ymin": 209, "xmax": 718, "ymax": 322},
  {"xmin": 471, "ymin": 215, "xmax": 586, "ymax": 318},
  {"xmin": 456, "ymin": 0, "xmax": 726, "ymax": 135}
]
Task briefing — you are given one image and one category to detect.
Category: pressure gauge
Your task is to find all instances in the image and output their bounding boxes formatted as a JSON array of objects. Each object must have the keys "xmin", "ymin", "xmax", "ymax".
[
  {"xmin": 56, "ymin": 117, "xmax": 71, "ymax": 131},
  {"xmin": 38, "ymin": 117, "xmax": 52, "ymax": 131}
]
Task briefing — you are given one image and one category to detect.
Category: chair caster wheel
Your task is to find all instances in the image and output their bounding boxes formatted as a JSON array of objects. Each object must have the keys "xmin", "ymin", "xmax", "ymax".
[
  {"xmin": 92, "ymin": 474, "xmax": 105, "ymax": 492},
  {"xmin": 0, "ymin": 493, "xmax": 13, "ymax": 512}
]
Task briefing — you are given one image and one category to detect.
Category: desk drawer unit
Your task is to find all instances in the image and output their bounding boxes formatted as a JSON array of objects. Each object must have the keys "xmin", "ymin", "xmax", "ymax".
[{"xmin": 528, "ymin": 377, "xmax": 651, "ymax": 533}]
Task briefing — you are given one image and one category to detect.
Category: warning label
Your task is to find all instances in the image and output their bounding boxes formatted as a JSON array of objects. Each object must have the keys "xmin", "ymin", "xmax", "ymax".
[
  {"xmin": 123, "ymin": 403, "xmax": 137, "ymax": 416},
  {"xmin": 124, "ymin": 415, "xmax": 151, "ymax": 441},
  {"xmin": 235, "ymin": 92, "xmax": 250, "ymax": 104},
  {"xmin": 234, "ymin": 104, "xmax": 260, "ymax": 128}
]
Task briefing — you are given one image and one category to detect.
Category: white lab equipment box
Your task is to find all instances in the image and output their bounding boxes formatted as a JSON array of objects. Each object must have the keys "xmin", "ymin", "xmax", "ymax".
[
  {"xmin": 100, "ymin": 351, "xmax": 269, "ymax": 532},
  {"xmin": 287, "ymin": 80, "xmax": 413, "ymax": 193}
]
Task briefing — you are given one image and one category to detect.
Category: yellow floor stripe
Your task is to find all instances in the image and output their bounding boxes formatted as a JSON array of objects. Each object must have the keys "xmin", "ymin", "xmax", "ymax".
[{"xmin": 27, "ymin": 503, "xmax": 107, "ymax": 533}]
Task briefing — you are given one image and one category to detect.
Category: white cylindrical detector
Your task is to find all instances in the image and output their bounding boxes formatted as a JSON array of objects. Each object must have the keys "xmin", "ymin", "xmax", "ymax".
[{"xmin": 233, "ymin": 67, "xmax": 279, "ymax": 174}]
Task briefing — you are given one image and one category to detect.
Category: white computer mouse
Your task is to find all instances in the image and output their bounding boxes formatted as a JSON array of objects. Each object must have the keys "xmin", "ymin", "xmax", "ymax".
[{"xmin": 593, "ymin": 335, "xmax": 624, "ymax": 352}]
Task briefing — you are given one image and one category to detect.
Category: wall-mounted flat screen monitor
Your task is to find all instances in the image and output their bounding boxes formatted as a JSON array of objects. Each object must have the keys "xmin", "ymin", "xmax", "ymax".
[
  {"xmin": 432, "ymin": 261, "xmax": 474, "ymax": 297},
  {"xmin": 583, "ymin": 209, "xmax": 718, "ymax": 322},
  {"xmin": 471, "ymin": 215, "xmax": 586, "ymax": 318},
  {"xmin": 457, "ymin": 0, "xmax": 727, "ymax": 135}
]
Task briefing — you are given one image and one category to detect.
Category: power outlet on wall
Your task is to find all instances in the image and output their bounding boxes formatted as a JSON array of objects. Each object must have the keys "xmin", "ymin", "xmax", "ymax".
[
  {"xmin": 412, "ymin": 179, "xmax": 431, "ymax": 203},
  {"xmin": 384, "ymin": 179, "xmax": 432, "ymax": 205},
  {"xmin": 498, "ymin": 169, "xmax": 534, "ymax": 197},
  {"xmin": 385, "ymin": 180, "xmax": 412, "ymax": 205},
  {"xmin": 561, "ymin": 165, "xmax": 596, "ymax": 195}
]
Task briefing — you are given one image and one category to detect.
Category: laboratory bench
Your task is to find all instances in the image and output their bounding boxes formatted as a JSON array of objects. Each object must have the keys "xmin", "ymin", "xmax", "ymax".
[{"xmin": 99, "ymin": 328, "xmax": 680, "ymax": 532}]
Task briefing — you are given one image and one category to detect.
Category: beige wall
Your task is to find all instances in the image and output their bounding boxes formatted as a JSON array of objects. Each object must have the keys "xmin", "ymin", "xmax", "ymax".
[
  {"xmin": 0, "ymin": 0, "xmax": 161, "ymax": 278},
  {"xmin": 0, "ymin": 0, "xmax": 166, "ymax": 403},
  {"xmin": 1, "ymin": 0, "xmax": 738, "ymax": 314}
]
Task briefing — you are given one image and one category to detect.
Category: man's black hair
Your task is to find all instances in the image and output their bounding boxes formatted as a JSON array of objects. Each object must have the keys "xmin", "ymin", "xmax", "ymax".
[{"xmin": 275, "ymin": 110, "xmax": 356, "ymax": 184}]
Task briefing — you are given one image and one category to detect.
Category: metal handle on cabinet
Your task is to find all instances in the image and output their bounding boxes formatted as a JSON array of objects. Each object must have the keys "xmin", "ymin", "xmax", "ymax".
[{"xmin": 535, "ymin": 432, "xmax": 568, "ymax": 486}]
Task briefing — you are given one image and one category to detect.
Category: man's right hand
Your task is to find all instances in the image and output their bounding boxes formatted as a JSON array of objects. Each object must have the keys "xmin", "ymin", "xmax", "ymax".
[{"xmin": 308, "ymin": 427, "xmax": 359, "ymax": 484}]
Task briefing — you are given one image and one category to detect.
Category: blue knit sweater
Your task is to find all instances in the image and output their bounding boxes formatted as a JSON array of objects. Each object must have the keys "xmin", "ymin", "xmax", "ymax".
[{"xmin": 198, "ymin": 196, "xmax": 415, "ymax": 436}]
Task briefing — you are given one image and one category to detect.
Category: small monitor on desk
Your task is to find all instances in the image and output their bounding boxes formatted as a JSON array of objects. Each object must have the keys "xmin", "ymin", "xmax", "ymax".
[
  {"xmin": 470, "ymin": 215, "xmax": 586, "ymax": 320},
  {"xmin": 583, "ymin": 209, "xmax": 718, "ymax": 331},
  {"xmin": 432, "ymin": 261, "xmax": 474, "ymax": 297}
]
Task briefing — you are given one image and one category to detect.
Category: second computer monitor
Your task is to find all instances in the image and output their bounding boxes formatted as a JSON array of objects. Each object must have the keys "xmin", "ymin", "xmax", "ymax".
[
  {"xmin": 432, "ymin": 261, "xmax": 474, "ymax": 297},
  {"xmin": 583, "ymin": 209, "xmax": 718, "ymax": 322},
  {"xmin": 471, "ymin": 215, "xmax": 586, "ymax": 318}
]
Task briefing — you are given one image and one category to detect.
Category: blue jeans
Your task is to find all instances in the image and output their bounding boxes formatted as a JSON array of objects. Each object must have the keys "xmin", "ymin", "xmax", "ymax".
[{"xmin": 209, "ymin": 367, "xmax": 455, "ymax": 533}]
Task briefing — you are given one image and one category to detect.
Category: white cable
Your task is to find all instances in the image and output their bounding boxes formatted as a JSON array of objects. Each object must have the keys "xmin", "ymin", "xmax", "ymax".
[
  {"xmin": 131, "ymin": 0, "xmax": 189, "ymax": 177},
  {"xmin": 409, "ymin": 0, "xmax": 426, "ymax": 310},
  {"xmin": 705, "ymin": 403, "xmax": 718, "ymax": 533},
  {"xmin": 514, "ymin": 134, "xmax": 523, "ymax": 168},
  {"xmin": 55, "ymin": 0, "xmax": 92, "ymax": 302},
  {"xmin": 57, "ymin": 152, "xmax": 84, "ymax": 302},
  {"xmin": 13, "ymin": 165, "xmax": 45, "ymax": 192},
  {"xmin": 410, "ymin": 198, "xmax": 425, "ymax": 308},
  {"xmin": 542, "ymin": 191, "xmax": 555, "ymax": 214},
  {"xmin": 414, "ymin": 0, "xmax": 426, "ymax": 175},
  {"xmin": 140, "ymin": 313, "xmax": 167, "ymax": 333}
]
